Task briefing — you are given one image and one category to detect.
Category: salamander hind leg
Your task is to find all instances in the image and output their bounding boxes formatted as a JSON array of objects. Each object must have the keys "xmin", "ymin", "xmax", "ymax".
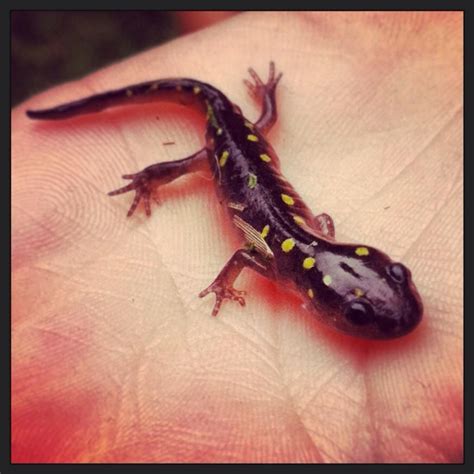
[
  {"xmin": 243, "ymin": 61, "xmax": 283, "ymax": 134},
  {"xmin": 108, "ymin": 148, "xmax": 208, "ymax": 217},
  {"xmin": 199, "ymin": 249, "xmax": 274, "ymax": 316},
  {"xmin": 313, "ymin": 213, "xmax": 336, "ymax": 239}
]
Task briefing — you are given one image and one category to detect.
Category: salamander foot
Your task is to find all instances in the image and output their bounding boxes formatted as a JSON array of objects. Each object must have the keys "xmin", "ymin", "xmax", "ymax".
[
  {"xmin": 199, "ymin": 284, "xmax": 246, "ymax": 317},
  {"xmin": 244, "ymin": 61, "xmax": 283, "ymax": 101},
  {"xmin": 108, "ymin": 169, "xmax": 156, "ymax": 217},
  {"xmin": 108, "ymin": 148, "xmax": 208, "ymax": 218}
]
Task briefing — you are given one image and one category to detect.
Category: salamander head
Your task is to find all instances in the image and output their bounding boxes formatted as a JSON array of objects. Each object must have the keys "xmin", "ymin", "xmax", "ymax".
[{"xmin": 306, "ymin": 243, "xmax": 423, "ymax": 339}]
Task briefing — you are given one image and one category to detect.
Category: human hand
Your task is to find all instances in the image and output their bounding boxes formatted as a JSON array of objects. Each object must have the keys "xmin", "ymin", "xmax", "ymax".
[{"xmin": 12, "ymin": 12, "xmax": 462, "ymax": 462}]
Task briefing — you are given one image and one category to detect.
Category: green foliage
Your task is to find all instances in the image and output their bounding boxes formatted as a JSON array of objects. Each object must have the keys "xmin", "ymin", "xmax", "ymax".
[{"xmin": 12, "ymin": 11, "xmax": 178, "ymax": 106}]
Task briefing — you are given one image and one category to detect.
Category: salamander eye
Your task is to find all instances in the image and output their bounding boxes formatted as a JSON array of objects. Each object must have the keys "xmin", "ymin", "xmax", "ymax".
[
  {"xmin": 387, "ymin": 263, "xmax": 408, "ymax": 283},
  {"xmin": 344, "ymin": 301, "xmax": 374, "ymax": 325}
]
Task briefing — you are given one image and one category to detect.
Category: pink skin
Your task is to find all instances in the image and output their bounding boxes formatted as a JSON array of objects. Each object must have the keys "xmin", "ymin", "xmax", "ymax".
[{"xmin": 12, "ymin": 12, "xmax": 462, "ymax": 462}]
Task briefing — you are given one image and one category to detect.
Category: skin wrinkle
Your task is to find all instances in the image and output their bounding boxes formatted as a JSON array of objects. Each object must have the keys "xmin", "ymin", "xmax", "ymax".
[
  {"xmin": 352, "ymin": 104, "xmax": 461, "ymax": 213},
  {"xmin": 96, "ymin": 270, "xmax": 168, "ymax": 352},
  {"xmin": 333, "ymin": 117, "xmax": 461, "ymax": 246},
  {"xmin": 366, "ymin": 363, "xmax": 459, "ymax": 463},
  {"xmin": 29, "ymin": 245, "xmax": 157, "ymax": 309},
  {"xmin": 101, "ymin": 374, "xmax": 127, "ymax": 455},
  {"xmin": 334, "ymin": 176, "xmax": 459, "ymax": 271},
  {"xmin": 200, "ymin": 321, "xmax": 269, "ymax": 368},
  {"xmin": 239, "ymin": 312, "xmax": 280, "ymax": 351},
  {"xmin": 297, "ymin": 361, "xmax": 356, "ymax": 416},
  {"xmin": 44, "ymin": 147, "xmax": 114, "ymax": 199},
  {"xmin": 46, "ymin": 203, "xmax": 112, "ymax": 245},
  {"xmin": 215, "ymin": 320, "xmax": 280, "ymax": 376},
  {"xmin": 403, "ymin": 187, "xmax": 462, "ymax": 264},
  {"xmin": 375, "ymin": 415, "xmax": 456, "ymax": 462},
  {"xmin": 134, "ymin": 240, "xmax": 203, "ymax": 371},
  {"xmin": 31, "ymin": 325, "xmax": 93, "ymax": 352},
  {"xmin": 14, "ymin": 191, "xmax": 135, "ymax": 276},
  {"xmin": 14, "ymin": 278, "xmax": 103, "ymax": 347},
  {"xmin": 307, "ymin": 428, "xmax": 357, "ymax": 462},
  {"xmin": 428, "ymin": 321, "xmax": 461, "ymax": 341},
  {"xmin": 80, "ymin": 306, "xmax": 131, "ymax": 353},
  {"xmin": 404, "ymin": 209, "xmax": 455, "ymax": 261},
  {"xmin": 128, "ymin": 350, "xmax": 147, "ymax": 435},
  {"xmin": 212, "ymin": 373, "xmax": 284, "ymax": 402},
  {"xmin": 446, "ymin": 167, "xmax": 462, "ymax": 203},
  {"xmin": 364, "ymin": 370, "xmax": 383, "ymax": 461},
  {"xmin": 11, "ymin": 202, "xmax": 69, "ymax": 249},
  {"xmin": 357, "ymin": 371, "xmax": 377, "ymax": 461},
  {"xmin": 272, "ymin": 324, "xmax": 325, "ymax": 462}
]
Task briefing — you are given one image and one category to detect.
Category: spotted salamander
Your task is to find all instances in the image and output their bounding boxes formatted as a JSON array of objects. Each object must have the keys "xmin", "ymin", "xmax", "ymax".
[{"xmin": 26, "ymin": 62, "xmax": 423, "ymax": 339}]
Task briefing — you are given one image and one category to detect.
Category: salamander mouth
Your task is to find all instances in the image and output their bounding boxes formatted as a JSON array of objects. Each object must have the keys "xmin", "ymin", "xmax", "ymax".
[{"xmin": 376, "ymin": 291, "xmax": 423, "ymax": 337}]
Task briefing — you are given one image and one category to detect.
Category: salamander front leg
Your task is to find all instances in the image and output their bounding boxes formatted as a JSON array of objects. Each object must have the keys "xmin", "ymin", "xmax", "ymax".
[
  {"xmin": 244, "ymin": 61, "xmax": 283, "ymax": 135},
  {"xmin": 199, "ymin": 249, "xmax": 275, "ymax": 316},
  {"xmin": 108, "ymin": 147, "xmax": 208, "ymax": 217}
]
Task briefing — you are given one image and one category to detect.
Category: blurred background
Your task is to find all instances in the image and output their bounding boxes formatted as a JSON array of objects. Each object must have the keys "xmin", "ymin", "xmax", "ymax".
[{"xmin": 11, "ymin": 11, "xmax": 238, "ymax": 107}]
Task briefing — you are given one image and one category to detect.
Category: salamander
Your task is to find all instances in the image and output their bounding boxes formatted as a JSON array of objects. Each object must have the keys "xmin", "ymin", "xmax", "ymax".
[{"xmin": 26, "ymin": 62, "xmax": 423, "ymax": 339}]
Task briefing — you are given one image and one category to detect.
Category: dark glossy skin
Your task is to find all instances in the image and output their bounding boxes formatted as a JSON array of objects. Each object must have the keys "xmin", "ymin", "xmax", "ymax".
[{"xmin": 26, "ymin": 62, "xmax": 423, "ymax": 339}]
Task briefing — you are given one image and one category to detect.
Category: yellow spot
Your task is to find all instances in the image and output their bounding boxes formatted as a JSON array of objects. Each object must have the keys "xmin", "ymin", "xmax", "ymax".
[
  {"xmin": 193, "ymin": 85, "xmax": 201, "ymax": 95},
  {"xmin": 206, "ymin": 102, "xmax": 218, "ymax": 128},
  {"xmin": 260, "ymin": 153, "xmax": 271, "ymax": 163},
  {"xmin": 307, "ymin": 288, "xmax": 314, "ymax": 299},
  {"xmin": 281, "ymin": 238, "xmax": 295, "ymax": 253},
  {"xmin": 247, "ymin": 134, "xmax": 259, "ymax": 142},
  {"xmin": 355, "ymin": 247, "xmax": 369, "ymax": 256},
  {"xmin": 261, "ymin": 224, "xmax": 270, "ymax": 239},
  {"xmin": 126, "ymin": 89, "xmax": 133, "ymax": 97},
  {"xmin": 245, "ymin": 121, "xmax": 254, "ymax": 129},
  {"xmin": 219, "ymin": 150, "xmax": 229, "ymax": 167},
  {"xmin": 247, "ymin": 173, "xmax": 258, "ymax": 189},
  {"xmin": 281, "ymin": 194, "xmax": 295, "ymax": 206},
  {"xmin": 293, "ymin": 215, "xmax": 305, "ymax": 226},
  {"xmin": 323, "ymin": 275, "xmax": 332, "ymax": 286},
  {"xmin": 176, "ymin": 84, "xmax": 182, "ymax": 91},
  {"xmin": 303, "ymin": 257, "xmax": 315, "ymax": 270},
  {"xmin": 354, "ymin": 288, "xmax": 364, "ymax": 298},
  {"xmin": 217, "ymin": 128, "xmax": 223, "ymax": 135}
]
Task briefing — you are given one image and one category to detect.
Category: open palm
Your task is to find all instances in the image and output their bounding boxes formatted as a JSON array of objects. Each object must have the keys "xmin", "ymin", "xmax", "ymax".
[{"xmin": 12, "ymin": 12, "xmax": 462, "ymax": 462}]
